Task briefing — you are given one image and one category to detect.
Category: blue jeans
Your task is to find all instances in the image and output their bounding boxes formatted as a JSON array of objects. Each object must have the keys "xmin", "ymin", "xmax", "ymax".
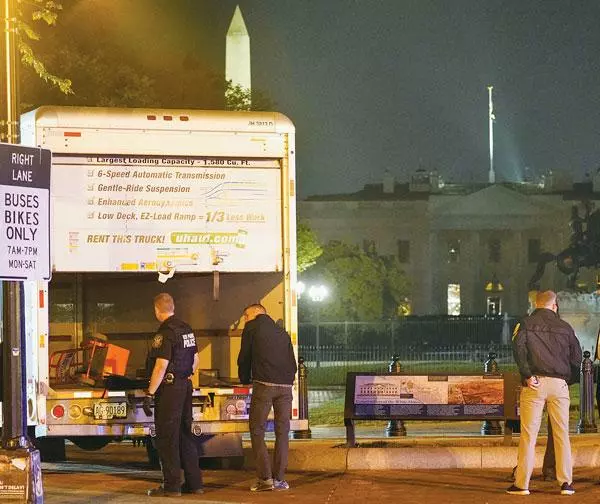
[{"xmin": 249, "ymin": 382, "xmax": 293, "ymax": 481}]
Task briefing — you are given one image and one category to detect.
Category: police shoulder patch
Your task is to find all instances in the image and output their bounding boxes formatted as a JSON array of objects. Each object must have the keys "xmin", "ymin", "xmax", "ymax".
[{"xmin": 152, "ymin": 333, "xmax": 163, "ymax": 349}]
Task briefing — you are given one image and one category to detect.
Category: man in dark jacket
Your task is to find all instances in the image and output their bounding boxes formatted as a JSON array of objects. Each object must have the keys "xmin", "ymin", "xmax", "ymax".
[
  {"xmin": 237, "ymin": 304, "xmax": 297, "ymax": 492},
  {"xmin": 507, "ymin": 290, "xmax": 582, "ymax": 496}
]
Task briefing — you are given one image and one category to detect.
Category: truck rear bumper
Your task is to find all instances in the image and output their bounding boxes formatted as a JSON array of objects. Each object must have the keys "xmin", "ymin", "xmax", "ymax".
[{"xmin": 43, "ymin": 418, "xmax": 309, "ymax": 437}]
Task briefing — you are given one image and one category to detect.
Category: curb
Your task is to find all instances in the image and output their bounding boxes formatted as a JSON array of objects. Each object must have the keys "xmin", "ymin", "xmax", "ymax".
[{"xmin": 243, "ymin": 436, "xmax": 600, "ymax": 472}]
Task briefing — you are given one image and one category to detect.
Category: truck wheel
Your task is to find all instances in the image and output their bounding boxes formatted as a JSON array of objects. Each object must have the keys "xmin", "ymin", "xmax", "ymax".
[
  {"xmin": 145, "ymin": 436, "xmax": 160, "ymax": 468},
  {"xmin": 68, "ymin": 436, "xmax": 111, "ymax": 451},
  {"xmin": 33, "ymin": 437, "xmax": 67, "ymax": 462}
]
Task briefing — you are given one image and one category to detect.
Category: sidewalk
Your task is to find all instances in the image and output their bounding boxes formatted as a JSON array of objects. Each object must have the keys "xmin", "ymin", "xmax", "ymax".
[
  {"xmin": 42, "ymin": 466, "xmax": 600, "ymax": 503},
  {"xmin": 37, "ymin": 430, "xmax": 600, "ymax": 503}
]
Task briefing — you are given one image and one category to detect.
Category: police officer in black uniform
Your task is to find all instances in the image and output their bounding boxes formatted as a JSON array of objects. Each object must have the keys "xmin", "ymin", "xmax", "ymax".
[{"xmin": 145, "ymin": 292, "xmax": 204, "ymax": 497}]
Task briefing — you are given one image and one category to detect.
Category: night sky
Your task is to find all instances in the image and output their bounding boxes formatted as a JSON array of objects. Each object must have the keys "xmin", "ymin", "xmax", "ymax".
[{"xmin": 64, "ymin": 1, "xmax": 600, "ymax": 197}]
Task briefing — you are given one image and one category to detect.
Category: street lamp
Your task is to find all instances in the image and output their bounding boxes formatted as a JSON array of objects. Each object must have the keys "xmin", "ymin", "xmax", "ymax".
[
  {"xmin": 297, "ymin": 281, "xmax": 306, "ymax": 299},
  {"xmin": 308, "ymin": 285, "xmax": 328, "ymax": 368}
]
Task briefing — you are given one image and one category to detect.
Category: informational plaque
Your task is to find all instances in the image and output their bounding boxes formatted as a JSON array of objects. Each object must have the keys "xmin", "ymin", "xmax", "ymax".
[{"xmin": 345, "ymin": 373, "xmax": 505, "ymax": 420}]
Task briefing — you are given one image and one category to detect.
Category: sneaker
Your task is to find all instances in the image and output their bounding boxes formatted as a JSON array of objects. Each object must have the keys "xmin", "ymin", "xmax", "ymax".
[
  {"xmin": 250, "ymin": 479, "xmax": 274, "ymax": 492},
  {"xmin": 274, "ymin": 480, "xmax": 290, "ymax": 491},
  {"xmin": 147, "ymin": 486, "xmax": 182, "ymax": 497},
  {"xmin": 506, "ymin": 484, "xmax": 530, "ymax": 495},
  {"xmin": 560, "ymin": 482, "xmax": 575, "ymax": 495}
]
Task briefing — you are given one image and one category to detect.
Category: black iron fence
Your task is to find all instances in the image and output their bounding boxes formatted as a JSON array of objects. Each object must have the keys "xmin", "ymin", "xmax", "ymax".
[
  {"xmin": 298, "ymin": 343, "xmax": 516, "ymax": 386},
  {"xmin": 298, "ymin": 315, "xmax": 518, "ymax": 349}
]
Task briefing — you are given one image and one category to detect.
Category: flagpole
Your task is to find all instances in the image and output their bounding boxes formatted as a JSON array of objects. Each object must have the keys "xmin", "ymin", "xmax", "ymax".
[{"xmin": 488, "ymin": 85, "xmax": 495, "ymax": 184}]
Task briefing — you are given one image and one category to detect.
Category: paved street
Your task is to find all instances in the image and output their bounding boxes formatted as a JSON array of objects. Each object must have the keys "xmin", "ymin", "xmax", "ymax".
[{"xmin": 39, "ymin": 442, "xmax": 600, "ymax": 503}]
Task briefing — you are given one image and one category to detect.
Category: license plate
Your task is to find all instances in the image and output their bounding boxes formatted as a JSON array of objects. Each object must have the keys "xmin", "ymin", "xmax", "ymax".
[{"xmin": 93, "ymin": 401, "xmax": 127, "ymax": 420}]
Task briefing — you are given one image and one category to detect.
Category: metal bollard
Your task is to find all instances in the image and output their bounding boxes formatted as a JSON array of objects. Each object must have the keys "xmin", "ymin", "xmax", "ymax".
[
  {"xmin": 577, "ymin": 350, "xmax": 597, "ymax": 433},
  {"xmin": 385, "ymin": 355, "xmax": 407, "ymax": 437},
  {"xmin": 292, "ymin": 357, "xmax": 312, "ymax": 439},
  {"xmin": 481, "ymin": 351, "xmax": 503, "ymax": 435}
]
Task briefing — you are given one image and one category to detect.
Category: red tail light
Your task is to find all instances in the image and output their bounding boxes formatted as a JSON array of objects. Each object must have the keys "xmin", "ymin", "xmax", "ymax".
[{"xmin": 51, "ymin": 404, "xmax": 65, "ymax": 419}]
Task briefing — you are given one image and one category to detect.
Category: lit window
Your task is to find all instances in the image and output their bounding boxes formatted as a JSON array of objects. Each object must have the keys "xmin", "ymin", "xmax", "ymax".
[
  {"xmin": 487, "ymin": 296, "xmax": 502, "ymax": 315},
  {"xmin": 448, "ymin": 240, "xmax": 460, "ymax": 263},
  {"xmin": 448, "ymin": 283, "xmax": 461, "ymax": 315}
]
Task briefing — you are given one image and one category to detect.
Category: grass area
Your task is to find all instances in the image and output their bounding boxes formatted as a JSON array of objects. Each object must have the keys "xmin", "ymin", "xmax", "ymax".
[{"xmin": 309, "ymin": 384, "xmax": 582, "ymax": 427}]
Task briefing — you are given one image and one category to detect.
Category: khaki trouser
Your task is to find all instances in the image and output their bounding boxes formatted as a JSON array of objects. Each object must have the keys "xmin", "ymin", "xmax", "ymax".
[{"xmin": 514, "ymin": 376, "xmax": 572, "ymax": 489}]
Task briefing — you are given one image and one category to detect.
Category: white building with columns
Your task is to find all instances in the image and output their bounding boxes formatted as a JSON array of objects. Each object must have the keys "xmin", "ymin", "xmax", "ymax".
[{"xmin": 299, "ymin": 170, "xmax": 600, "ymax": 317}]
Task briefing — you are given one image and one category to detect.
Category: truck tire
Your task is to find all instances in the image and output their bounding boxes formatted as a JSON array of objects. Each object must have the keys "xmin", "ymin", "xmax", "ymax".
[
  {"xmin": 145, "ymin": 436, "xmax": 160, "ymax": 468},
  {"xmin": 34, "ymin": 436, "xmax": 67, "ymax": 462},
  {"xmin": 68, "ymin": 436, "xmax": 111, "ymax": 451}
]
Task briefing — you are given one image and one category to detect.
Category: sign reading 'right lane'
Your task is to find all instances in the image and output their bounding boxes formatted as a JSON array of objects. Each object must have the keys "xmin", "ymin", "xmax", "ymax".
[{"xmin": 0, "ymin": 143, "xmax": 51, "ymax": 281}]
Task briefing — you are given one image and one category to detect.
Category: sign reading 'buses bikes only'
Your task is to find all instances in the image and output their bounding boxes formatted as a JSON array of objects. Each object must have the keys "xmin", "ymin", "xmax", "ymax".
[{"xmin": 0, "ymin": 143, "xmax": 51, "ymax": 281}]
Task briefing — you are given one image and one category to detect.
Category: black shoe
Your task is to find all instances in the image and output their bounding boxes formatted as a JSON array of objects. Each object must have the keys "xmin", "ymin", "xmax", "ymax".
[
  {"xmin": 560, "ymin": 482, "xmax": 575, "ymax": 495},
  {"xmin": 181, "ymin": 482, "xmax": 204, "ymax": 494},
  {"xmin": 506, "ymin": 484, "xmax": 530, "ymax": 495},
  {"xmin": 147, "ymin": 486, "xmax": 181, "ymax": 497},
  {"xmin": 183, "ymin": 487, "xmax": 204, "ymax": 494}
]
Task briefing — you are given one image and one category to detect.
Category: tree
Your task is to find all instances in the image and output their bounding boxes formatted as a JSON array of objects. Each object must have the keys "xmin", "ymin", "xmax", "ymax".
[
  {"xmin": 303, "ymin": 241, "xmax": 411, "ymax": 321},
  {"xmin": 297, "ymin": 221, "xmax": 323, "ymax": 273},
  {"xmin": 224, "ymin": 80, "xmax": 276, "ymax": 111},
  {"xmin": 17, "ymin": 0, "xmax": 72, "ymax": 94},
  {"xmin": 21, "ymin": 42, "xmax": 158, "ymax": 110}
]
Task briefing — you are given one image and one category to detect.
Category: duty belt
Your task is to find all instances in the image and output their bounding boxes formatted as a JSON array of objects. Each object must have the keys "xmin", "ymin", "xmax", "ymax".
[{"xmin": 163, "ymin": 372, "xmax": 189, "ymax": 385}]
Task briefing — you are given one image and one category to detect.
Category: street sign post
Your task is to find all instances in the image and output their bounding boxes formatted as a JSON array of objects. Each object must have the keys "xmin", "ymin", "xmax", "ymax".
[
  {"xmin": 0, "ymin": 143, "xmax": 51, "ymax": 281},
  {"xmin": 0, "ymin": 143, "xmax": 49, "ymax": 504}
]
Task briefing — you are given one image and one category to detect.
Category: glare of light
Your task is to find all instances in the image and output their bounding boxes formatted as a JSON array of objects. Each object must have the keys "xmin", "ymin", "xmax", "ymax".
[
  {"xmin": 309, "ymin": 285, "xmax": 328, "ymax": 303},
  {"xmin": 297, "ymin": 281, "xmax": 306, "ymax": 298}
]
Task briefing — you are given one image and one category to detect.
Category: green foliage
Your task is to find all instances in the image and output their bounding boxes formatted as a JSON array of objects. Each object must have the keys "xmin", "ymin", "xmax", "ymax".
[
  {"xmin": 224, "ymin": 80, "xmax": 276, "ymax": 111},
  {"xmin": 225, "ymin": 81, "xmax": 251, "ymax": 111},
  {"xmin": 302, "ymin": 241, "xmax": 411, "ymax": 321},
  {"xmin": 22, "ymin": 43, "xmax": 158, "ymax": 109},
  {"xmin": 297, "ymin": 221, "xmax": 323, "ymax": 273},
  {"xmin": 16, "ymin": 0, "xmax": 72, "ymax": 95}
]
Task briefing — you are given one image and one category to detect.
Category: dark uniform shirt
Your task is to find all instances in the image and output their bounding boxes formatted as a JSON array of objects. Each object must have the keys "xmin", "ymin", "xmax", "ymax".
[
  {"xmin": 146, "ymin": 315, "xmax": 197, "ymax": 381},
  {"xmin": 512, "ymin": 308, "xmax": 582, "ymax": 384}
]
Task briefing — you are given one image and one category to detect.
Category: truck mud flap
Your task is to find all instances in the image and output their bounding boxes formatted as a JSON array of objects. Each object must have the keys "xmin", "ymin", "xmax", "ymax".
[{"xmin": 33, "ymin": 436, "xmax": 66, "ymax": 462}]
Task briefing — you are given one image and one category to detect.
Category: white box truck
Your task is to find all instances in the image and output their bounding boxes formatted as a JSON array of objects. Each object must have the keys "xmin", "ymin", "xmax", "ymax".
[{"xmin": 15, "ymin": 106, "xmax": 304, "ymax": 461}]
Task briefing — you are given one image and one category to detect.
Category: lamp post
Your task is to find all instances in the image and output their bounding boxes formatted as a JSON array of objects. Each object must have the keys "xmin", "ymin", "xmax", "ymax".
[
  {"xmin": 0, "ymin": 2, "xmax": 44, "ymax": 502},
  {"xmin": 1, "ymin": 0, "xmax": 26, "ymax": 449},
  {"xmin": 309, "ymin": 285, "xmax": 327, "ymax": 368}
]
